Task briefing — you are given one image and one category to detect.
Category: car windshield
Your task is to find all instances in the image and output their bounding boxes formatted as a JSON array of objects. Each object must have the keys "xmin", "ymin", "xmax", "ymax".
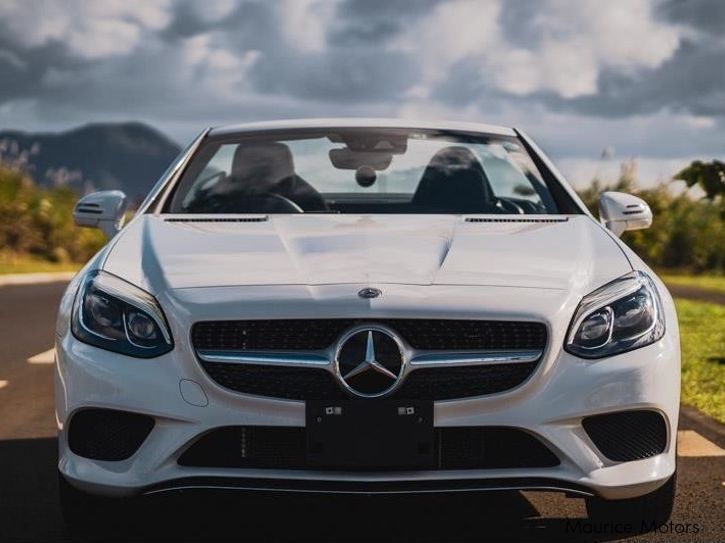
[{"xmin": 167, "ymin": 128, "xmax": 560, "ymax": 214}]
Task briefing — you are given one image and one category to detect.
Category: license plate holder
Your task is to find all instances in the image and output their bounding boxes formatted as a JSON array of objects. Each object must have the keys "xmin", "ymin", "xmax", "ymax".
[{"xmin": 306, "ymin": 400, "xmax": 434, "ymax": 469}]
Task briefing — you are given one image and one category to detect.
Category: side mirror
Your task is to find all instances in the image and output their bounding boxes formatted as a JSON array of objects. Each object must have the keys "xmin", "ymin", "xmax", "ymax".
[
  {"xmin": 73, "ymin": 190, "xmax": 128, "ymax": 239},
  {"xmin": 598, "ymin": 191, "xmax": 652, "ymax": 237}
]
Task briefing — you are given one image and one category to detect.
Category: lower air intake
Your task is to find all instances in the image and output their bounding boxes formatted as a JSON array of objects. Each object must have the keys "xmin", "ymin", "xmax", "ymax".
[
  {"xmin": 177, "ymin": 426, "xmax": 559, "ymax": 470},
  {"xmin": 68, "ymin": 409, "xmax": 154, "ymax": 461},
  {"xmin": 582, "ymin": 410, "xmax": 667, "ymax": 462}
]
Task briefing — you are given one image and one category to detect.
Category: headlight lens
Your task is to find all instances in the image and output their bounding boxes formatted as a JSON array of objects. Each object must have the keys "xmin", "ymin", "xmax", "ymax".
[
  {"xmin": 72, "ymin": 270, "xmax": 173, "ymax": 358},
  {"xmin": 565, "ymin": 271, "xmax": 665, "ymax": 358}
]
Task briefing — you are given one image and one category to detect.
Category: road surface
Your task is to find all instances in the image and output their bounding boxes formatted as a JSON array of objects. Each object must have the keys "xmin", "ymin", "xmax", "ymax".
[{"xmin": 0, "ymin": 281, "xmax": 723, "ymax": 542}]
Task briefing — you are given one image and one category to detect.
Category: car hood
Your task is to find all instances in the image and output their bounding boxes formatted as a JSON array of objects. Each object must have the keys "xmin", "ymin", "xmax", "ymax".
[{"xmin": 103, "ymin": 214, "xmax": 630, "ymax": 293}]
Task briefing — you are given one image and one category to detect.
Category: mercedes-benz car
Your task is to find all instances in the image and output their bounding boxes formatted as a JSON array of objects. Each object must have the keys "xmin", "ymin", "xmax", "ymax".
[{"xmin": 56, "ymin": 118, "xmax": 679, "ymax": 530}]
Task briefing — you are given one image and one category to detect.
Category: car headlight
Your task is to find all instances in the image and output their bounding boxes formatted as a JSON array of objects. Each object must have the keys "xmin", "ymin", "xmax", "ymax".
[
  {"xmin": 565, "ymin": 271, "xmax": 665, "ymax": 359},
  {"xmin": 72, "ymin": 270, "xmax": 173, "ymax": 358}
]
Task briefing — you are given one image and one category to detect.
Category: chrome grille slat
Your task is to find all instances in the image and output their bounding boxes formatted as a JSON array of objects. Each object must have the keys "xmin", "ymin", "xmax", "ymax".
[{"xmin": 196, "ymin": 349, "xmax": 543, "ymax": 369}]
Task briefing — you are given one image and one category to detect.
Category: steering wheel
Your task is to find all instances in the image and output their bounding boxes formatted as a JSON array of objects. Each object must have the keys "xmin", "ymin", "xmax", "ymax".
[
  {"xmin": 494, "ymin": 198, "xmax": 525, "ymax": 214},
  {"xmin": 262, "ymin": 193, "xmax": 305, "ymax": 213}
]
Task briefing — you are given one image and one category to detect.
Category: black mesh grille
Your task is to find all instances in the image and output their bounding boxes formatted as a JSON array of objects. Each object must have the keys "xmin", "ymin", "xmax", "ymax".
[
  {"xmin": 396, "ymin": 363, "xmax": 538, "ymax": 401},
  {"xmin": 192, "ymin": 319, "xmax": 546, "ymax": 351},
  {"xmin": 202, "ymin": 362, "xmax": 342, "ymax": 401},
  {"xmin": 178, "ymin": 427, "xmax": 306, "ymax": 469},
  {"xmin": 438, "ymin": 427, "xmax": 560, "ymax": 469},
  {"xmin": 201, "ymin": 361, "xmax": 537, "ymax": 401},
  {"xmin": 68, "ymin": 409, "xmax": 154, "ymax": 461},
  {"xmin": 178, "ymin": 426, "xmax": 559, "ymax": 470},
  {"xmin": 582, "ymin": 410, "xmax": 667, "ymax": 462}
]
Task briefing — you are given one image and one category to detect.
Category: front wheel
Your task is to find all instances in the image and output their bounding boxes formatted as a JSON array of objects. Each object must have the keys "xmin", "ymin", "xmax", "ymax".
[{"xmin": 585, "ymin": 470, "xmax": 676, "ymax": 530}]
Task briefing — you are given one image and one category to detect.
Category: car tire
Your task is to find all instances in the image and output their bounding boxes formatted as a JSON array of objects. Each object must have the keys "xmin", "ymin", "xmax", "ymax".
[
  {"xmin": 585, "ymin": 470, "xmax": 676, "ymax": 530},
  {"xmin": 58, "ymin": 472, "xmax": 135, "ymax": 535}
]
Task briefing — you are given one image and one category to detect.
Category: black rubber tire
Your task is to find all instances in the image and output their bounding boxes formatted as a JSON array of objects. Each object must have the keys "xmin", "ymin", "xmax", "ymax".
[
  {"xmin": 585, "ymin": 470, "xmax": 676, "ymax": 531},
  {"xmin": 58, "ymin": 472, "xmax": 135, "ymax": 535}
]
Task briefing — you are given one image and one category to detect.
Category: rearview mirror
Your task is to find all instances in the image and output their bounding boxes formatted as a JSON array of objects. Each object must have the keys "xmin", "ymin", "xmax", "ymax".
[
  {"xmin": 329, "ymin": 148, "xmax": 393, "ymax": 170},
  {"xmin": 598, "ymin": 191, "xmax": 652, "ymax": 237},
  {"xmin": 73, "ymin": 190, "xmax": 128, "ymax": 239}
]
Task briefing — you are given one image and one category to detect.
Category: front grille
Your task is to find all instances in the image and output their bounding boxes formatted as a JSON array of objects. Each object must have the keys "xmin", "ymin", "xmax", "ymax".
[
  {"xmin": 582, "ymin": 410, "xmax": 667, "ymax": 462},
  {"xmin": 202, "ymin": 362, "xmax": 341, "ymax": 401},
  {"xmin": 178, "ymin": 426, "xmax": 559, "ymax": 470},
  {"xmin": 68, "ymin": 409, "xmax": 154, "ymax": 461},
  {"xmin": 192, "ymin": 319, "xmax": 546, "ymax": 351},
  {"xmin": 396, "ymin": 363, "xmax": 538, "ymax": 401},
  {"xmin": 201, "ymin": 361, "xmax": 537, "ymax": 401}
]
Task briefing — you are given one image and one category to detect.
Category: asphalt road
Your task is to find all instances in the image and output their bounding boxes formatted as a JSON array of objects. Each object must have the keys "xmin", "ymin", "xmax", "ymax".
[{"xmin": 0, "ymin": 281, "xmax": 723, "ymax": 543}]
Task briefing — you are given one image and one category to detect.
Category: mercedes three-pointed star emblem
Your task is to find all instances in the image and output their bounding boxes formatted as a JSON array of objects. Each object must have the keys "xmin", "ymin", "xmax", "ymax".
[{"xmin": 333, "ymin": 325, "xmax": 406, "ymax": 398}]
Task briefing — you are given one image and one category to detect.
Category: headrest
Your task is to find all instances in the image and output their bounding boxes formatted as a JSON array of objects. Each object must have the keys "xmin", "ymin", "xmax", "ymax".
[
  {"xmin": 231, "ymin": 142, "xmax": 296, "ymax": 190},
  {"xmin": 426, "ymin": 146, "xmax": 484, "ymax": 171},
  {"xmin": 412, "ymin": 145, "xmax": 495, "ymax": 212}
]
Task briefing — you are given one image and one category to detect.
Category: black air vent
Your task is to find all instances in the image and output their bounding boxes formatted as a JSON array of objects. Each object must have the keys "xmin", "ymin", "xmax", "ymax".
[
  {"xmin": 68, "ymin": 409, "xmax": 154, "ymax": 461},
  {"xmin": 75, "ymin": 204, "xmax": 103, "ymax": 214},
  {"xmin": 165, "ymin": 217, "xmax": 268, "ymax": 223},
  {"xmin": 465, "ymin": 217, "xmax": 569, "ymax": 223},
  {"xmin": 583, "ymin": 410, "xmax": 667, "ymax": 462}
]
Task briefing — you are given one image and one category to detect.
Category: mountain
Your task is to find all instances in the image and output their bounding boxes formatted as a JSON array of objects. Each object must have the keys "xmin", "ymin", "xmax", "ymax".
[{"xmin": 0, "ymin": 122, "xmax": 181, "ymax": 200}]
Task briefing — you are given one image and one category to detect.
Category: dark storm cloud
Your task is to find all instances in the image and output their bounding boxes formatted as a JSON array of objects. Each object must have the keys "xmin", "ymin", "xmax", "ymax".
[
  {"xmin": 555, "ymin": 40, "xmax": 725, "ymax": 118},
  {"xmin": 658, "ymin": 0, "xmax": 725, "ymax": 37},
  {"xmin": 497, "ymin": 1, "xmax": 545, "ymax": 48},
  {"xmin": 329, "ymin": 0, "xmax": 443, "ymax": 45},
  {"xmin": 250, "ymin": 48, "xmax": 417, "ymax": 102}
]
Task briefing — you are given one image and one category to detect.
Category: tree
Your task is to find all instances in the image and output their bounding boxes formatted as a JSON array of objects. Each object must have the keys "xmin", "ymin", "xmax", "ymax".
[{"xmin": 674, "ymin": 160, "xmax": 725, "ymax": 200}]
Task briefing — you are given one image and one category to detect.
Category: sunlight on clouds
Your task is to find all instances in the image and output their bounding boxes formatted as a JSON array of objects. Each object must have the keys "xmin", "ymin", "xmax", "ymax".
[{"xmin": 399, "ymin": 0, "xmax": 682, "ymax": 99}]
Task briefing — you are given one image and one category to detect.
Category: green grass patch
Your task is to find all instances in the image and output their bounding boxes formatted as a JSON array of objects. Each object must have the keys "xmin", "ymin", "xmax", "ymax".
[
  {"xmin": 676, "ymin": 298, "xmax": 725, "ymax": 422},
  {"xmin": 662, "ymin": 273, "xmax": 725, "ymax": 294},
  {"xmin": 0, "ymin": 253, "xmax": 82, "ymax": 274}
]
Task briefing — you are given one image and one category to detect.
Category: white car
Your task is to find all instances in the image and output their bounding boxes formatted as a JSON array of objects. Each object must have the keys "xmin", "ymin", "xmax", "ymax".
[{"xmin": 56, "ymin": 118, "xmax": 679, "ymax": 531}]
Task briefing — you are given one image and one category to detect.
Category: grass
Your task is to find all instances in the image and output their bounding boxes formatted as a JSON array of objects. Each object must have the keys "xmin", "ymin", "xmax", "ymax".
[
  {"xmin": 661, "ymin": 273, "xmax": 725, "ymax": 294},
  {"xmin": 0, "ymin": 254, "xmax": 82, "ymax": 274},
  {"xmin": 676, "ymin": 298, "xmax": 725, "ymax": 423}
]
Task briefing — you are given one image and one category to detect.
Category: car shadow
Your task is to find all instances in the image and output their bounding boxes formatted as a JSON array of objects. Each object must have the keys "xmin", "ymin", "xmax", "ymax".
[{"xmin": 0, "ymin": 437, "xmax": 651, "ymax": 543}]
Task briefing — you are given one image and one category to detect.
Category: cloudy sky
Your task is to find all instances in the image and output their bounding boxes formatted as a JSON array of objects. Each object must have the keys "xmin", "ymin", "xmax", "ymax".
[{"xmin": 0, "ymin": 0, "xmax": 723, "ymax": 187}]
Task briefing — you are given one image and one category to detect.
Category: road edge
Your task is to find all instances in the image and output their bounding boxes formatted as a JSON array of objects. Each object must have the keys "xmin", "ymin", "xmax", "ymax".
[
  {"xmin": 0, "ymin": 272, "xmax": 76, "ymax": 287},
  {"xmin": 679, "ymin": 404, "xmax": 725, "ymax": 449}
]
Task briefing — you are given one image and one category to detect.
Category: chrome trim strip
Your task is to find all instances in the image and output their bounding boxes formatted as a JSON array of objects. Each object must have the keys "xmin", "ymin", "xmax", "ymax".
[
  {"xmin": 409, "ymin": 350, "xmax": 542, "ymax": 367},
  {"xmin": 144, "ymin": 483, "xmax": 593, "ymax": 497},
  {"xmin": 197, "ymin": 350, "xmax": 330, "ymax": 367},
  {"xmin": 196, "ymin": 349, "xmax": 543, "ymax": 369}
]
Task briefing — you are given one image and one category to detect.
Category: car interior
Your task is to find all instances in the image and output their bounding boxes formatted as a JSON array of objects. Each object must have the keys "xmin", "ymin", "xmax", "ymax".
[{"xmin": 170, "ymin": 132, "xmax": 557, "ymax": 214}]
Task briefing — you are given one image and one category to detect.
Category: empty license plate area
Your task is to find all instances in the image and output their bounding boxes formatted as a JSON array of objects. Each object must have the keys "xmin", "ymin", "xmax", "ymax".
[{"xmin": 306, "ymin": 400, "xmax": 434, "ymax": 469}]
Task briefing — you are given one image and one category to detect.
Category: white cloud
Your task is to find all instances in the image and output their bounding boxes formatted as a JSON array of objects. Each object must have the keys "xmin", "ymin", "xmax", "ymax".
[
  {"xmin": 398, "ymin": 0, "xmax": 683, "ymax": 99},
  {"xmin": 180, "ymin": 33, "xmax": 260, "ymax": 97},
  {"xmin": 0, "ymin": 0, "xmax": 172, "ymax": 59},
  {"xmin": 278, "ymin": 0, "xmax": 336, "ymax": 53}
]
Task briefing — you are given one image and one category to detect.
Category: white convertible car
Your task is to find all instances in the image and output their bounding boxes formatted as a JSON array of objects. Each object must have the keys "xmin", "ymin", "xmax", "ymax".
[{"xmin": 56, "ymin": 119, "xmax": 679, "ymax": 530}]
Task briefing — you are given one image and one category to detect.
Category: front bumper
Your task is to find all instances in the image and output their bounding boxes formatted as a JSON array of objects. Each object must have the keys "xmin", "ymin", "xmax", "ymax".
[{"xmin": 55, "ymin": 322, "xmax": 680, "ymax": 501}]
